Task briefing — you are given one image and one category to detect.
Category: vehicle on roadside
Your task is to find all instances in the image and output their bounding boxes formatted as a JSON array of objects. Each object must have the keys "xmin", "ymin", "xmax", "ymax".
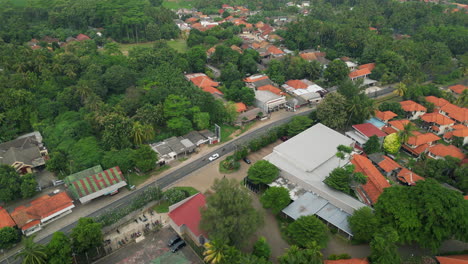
[
  {"xmin": 167, "ymin": 235, "xmax": 181, "ymax": 247},
  {"xmin": 243, "ymin": 157, "xmax": 251, "ymax": 164},
  {"xmin": 171, "ymin": 240, "xmax": 186, "ymax": 253},
  {"xmin": 208, "ymin": 153, "xmax": 220, "ymax": 161},
  {"xmin": 280, "ymin": 136, "xmax": 289, "ymax": 142}
]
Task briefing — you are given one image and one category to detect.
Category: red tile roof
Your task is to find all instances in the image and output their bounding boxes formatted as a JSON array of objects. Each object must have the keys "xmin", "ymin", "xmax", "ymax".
[
  {"xmin": 244, "ymin": 75, "xmax": 269, "ymax": 83},
  {"xmin": 382, "ymin": 126, "xmax": 398, "ymax": 135},
  {"xmin": 202, "ymin": 86, "xmax": 223, "ymax": 95},
  {"xmin": 436, "ymin": 255, "xmax": 468, "ymax": 264},
  {"xmin": 285, "ymin": 80, "xmax": 308, "ymax": 89},
  {"xmin": 397, "ymin": 168, "xmax": 424, "ymax": 185},
  {"xmin": 446, "ymin": 106, "xmax": 468, "ymax": 123},
  {"xmin": 406, "ymin": 132, "xmax": 440, "ymax": 146},
  {"xmin": 453, "ymin": 124, "xmax": 467, "ymax": 130},
  {"xmin": 353, "ymin": 123, "xmax": 387, "ymax": 138},
  {"xmin": 185, "ymin": 17, "xmax": 198, "ymax": 24},
  {"xmin": 258, "ymin": 85, "xmax": 283, "ymax": 95},
  {"xmin": 425, "ymin": 96, "xmax": 450, "ymax": 108},
  {"xmin": 11, "ymin": 192, "xmax": 74, "ymax": 230},
  {"xmin": 300, "ymin": 52, "xmax": 318, "ymax": 61},
  {"xmin": 168, "ymin": 193, "xmax": 206, "ymax": 237},
  {"xmin": 388, "ymin": 119, "xmax": 412, "ymax": 131},
  {"xmin": 76, "ymin": 34, "xmax": 91, "ymax": 41},
  {"xmin": 400, "ymin": 100, "xmax": 427, "ymax": 112},
  {"xmin": 421, "ymin": 113, "xmax": 455, "ymax": 126},
  {"xmin": 267, "ymin": 45, "xmax": 284, "ymax": 55},
  {"xmin": 453, "ymin": 128, "xmax": 468, "ymax": 137},
  {"xmin": 325, "ymin": 258, "xmax": 370, "ymax": 264},
  {"xmin": 428, "ymin": 144, "xmax": 465, "ymax": 160},
  {"xmin": 351, "ymin": 154, "xmax": 391, "ymax": 205},
  {"xmin": 189, "ymin": 75, "xmax": 219, "ymax": 89},
  {"xmin": 358, "ymin": 63, "xmax": 376, "ymax": 71},
  {"xmin": 402, "ymin": 143, "xmax": 430, "ymax": 156},
  {"xmin": 349, "ymin": 68, "xmax": 371, "ymax": 79},
  {"xmin": 377, "ymin": 156, "xmax": 401, "ymax": 172},
  {"xmin": 375, "ymin": 110, "xmax": 397, "ymax": 121},
  {"xmin": 0, "ymin": 207, "xmax": 16, "ymax": 229},
  {"xmin": 235, "ymin": 102, "xmax": 247, "ymax": 112},
  {"xmin": 449, "ymin": 84, "xmax": 468, "ymax": 94}
]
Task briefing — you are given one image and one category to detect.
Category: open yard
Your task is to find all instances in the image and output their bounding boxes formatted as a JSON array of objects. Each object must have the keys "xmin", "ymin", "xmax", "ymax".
[
  {"xmin": 119, "ymin": 39, "xmax": 187, "ymax": 55},
  {"xmin": 162, "ymin": 0, "xmax": 194, "ymax": 9}
]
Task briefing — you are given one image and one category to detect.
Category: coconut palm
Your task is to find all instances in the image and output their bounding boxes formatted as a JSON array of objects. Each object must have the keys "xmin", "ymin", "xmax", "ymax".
[
  {"xmin": 203, "ymin": 240, "xmax": 229, "ymax": 264},
  {"xmin": 398, "ymin": 122, "xmax": 418, "ymax": 144},
  {"xmin": 131, "ymin": 121, "xmax": 155, "ymax": 145},
  {"xmin": 15, "ymin": 236, "xmax": 47, "ymax": 264},
  {"xmin": 393, "ymin": 82, "xmax": 407, "ymax": 97},
  {"xmin": 455, "ymin": 89, "xmax": 468, "ymax": 108}
]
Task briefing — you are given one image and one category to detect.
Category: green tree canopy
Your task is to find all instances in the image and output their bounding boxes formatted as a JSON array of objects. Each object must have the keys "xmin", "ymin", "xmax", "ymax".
[
  {"xmin": 363, "ymin": 135, "xmax": 381, "ymax": 154},
  {"xmin": 287, "ymin": 116, "xmax": 313, "ymax": 137},
  {"xmin": 252, "ymin": 236, "xmax": 271, "ymax": 260},
  {"xmin": 0, "ymin": 227, "xmax": 20, "ymax": 249},
  {"xmin": 132, "ymin": 145, "xmax": 158, "ymax": 172},
  {"xmin": 316, "ymin": 93, "xmax": 348, "ymax": 130},
  {"xmin": 324, "ymin": 59, "xmax": 350, "ymax": 86},
  {"xmin": 15, "ymin": 235, "xmax": 47, "ymax": 264},
  {"xmin": 260, "ymin": 187, "xmax": 291, "ymax": 214},
  {"xmin": 200, "ymin": 178, "xmax": 263, "ymax": 246},
  {"xmin": 287, "ymin": 215, "xmax": 329, "ymax": 249},
  {"xmin": 278, "ymin": 244, "xmax": 323, "ymax": 264},
  {"xmin": 46, "ymin": 232, "xmax": 72, "ymax": 264},
  {"xmin": 348, "ymin": 207, "xmax": 378, "ymax": 243},
  {"xmin": 247, "ymin": 160, "xmax": 279, "ymax": 185},
  {"xmin": 383, "ymin": 133, "xmax": 400, "ymax": 154},
  {"xmin": 369, "ymin": 227, "xmax": 401, "ymax": 264},
  {"xmin": 102, "ymin": 148, "xmax": 136, "ymax": 173},
  {"xmin": 0, "ymin": 165, "xmax": 22, "ymax": 202},
  {"xmin": 20, "ymin": 174, "xmax": 38, "ymax": 199},
  {"xmin": 71, "ymin": 217, "xmax": 103, "ymax": 253}
]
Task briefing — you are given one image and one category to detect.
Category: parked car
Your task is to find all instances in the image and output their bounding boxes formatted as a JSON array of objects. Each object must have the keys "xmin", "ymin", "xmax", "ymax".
[
  {"xmin": 243, "ymin": 157, "xmax": 251, "ymax": 164},
  {"xmin": 280, "ymin": 136, "xmax": 289, "ymax": 142},
  {"xmin": 171, "ymin": 240, "xmax": 186, "ymax": 253},
  {"xmin": 208, "ymin": 153, "xmax": 220, "ymax": 161},
  {"xmin": 167, "ymin": 235, "xmax": 181, "ymax": 247}
]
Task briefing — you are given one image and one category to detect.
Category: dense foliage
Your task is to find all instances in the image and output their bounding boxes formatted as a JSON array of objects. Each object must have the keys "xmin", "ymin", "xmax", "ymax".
[
  {"xmin": 0, "ymin": 227, "xmax": 20, "ymax": 249},
  {"xmin": 247, "ymin": 160, "xmax": 279, "ymax": 185},
  {"xmin": 200, "ymin": 178, "xmax": 263, "ymax": 246},
  {"xmin": 260, "ymin": 186, "xmax": 291, "ymax": 214},
  {"xmin": 0, "ymin": 165, "xmax": 37, "ymax": 202},
  {"xmin": 71, "ymin": 217, "xmax": 103, "ymax": 253},
  {"xmin": 286, "ymin": 215, "xmax": 329, "ymax": 249}
]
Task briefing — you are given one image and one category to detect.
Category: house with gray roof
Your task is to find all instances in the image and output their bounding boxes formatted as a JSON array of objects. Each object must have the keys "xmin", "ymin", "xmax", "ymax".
[
  {"xmin": 0, "ymin": 132, "xmax": 48, "ymax": 174},
  {"xmin": 255, "ymin": 90, "xmax": 286, "ymax": 113}
]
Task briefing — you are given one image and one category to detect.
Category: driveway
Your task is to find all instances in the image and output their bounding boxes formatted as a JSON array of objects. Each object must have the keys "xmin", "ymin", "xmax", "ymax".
[{"xmin": 94, "ymin": 227, "xmax": 202, "ymax": 264}]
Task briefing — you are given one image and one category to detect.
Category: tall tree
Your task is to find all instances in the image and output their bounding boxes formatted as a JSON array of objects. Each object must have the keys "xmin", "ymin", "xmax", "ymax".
[
  {"xmin": 203, "ymin": 240, "xmax": 229, "ymax": 264},
  {"xmin": 324, "ymin": 59, "xmax": 350, "ymax": 86},
  {"xmin": 383, "ymin": 133, "xmax": 401, "ymax": 154},
  {"xmin": 348, "ymin": 207, "xmax": 378, "ymax": 243},
  {"xmin": 247, "ymin": 160, "xmax": 279, "ymax": 185},
  {"xmin": 278, "ymin": 244, "xmax": 323, "ymax": 264},
  {"xmin": 363, "ymin": 135, "xmax": 381, "ymax": 154},
  {"xmin": 369, "ymin": 227, "xmax": 401, "ymax": 264},
  {"xmin": 15, "ymin": 236, "xmax": 47, "ymax": 264},
  {"xmin": 132, "ymin": 145, "xmax": 157, "ymax": 172},
  {"xmin": 0, "ymin": 227, "xmax": 20, "ymax": 249},
  {"xmin": 287, "ymin": 116, "xmax": 313, "ymax": 137},
  {"xmin": 316, "ymin": 93, "xmax": 348, "ymax": 130},
  {"xmin": 70, "ymin": 218, "xmax": 103, "ymax": 253},
  {"xmin": 0, "ymin": 165, "xmax": 22, "ymax": 202},
  {"xmin": 398, "ymin": 122, "xmax": 417, "ymax": 143},
  {"xmin": 46, "ymin": 232, "xmax": 72, "ymax": 264},
  {"xmin": 200, "ymin": 178, "xmax": 263, "ymax": 246},
  {"xmin": 393, "ymin": 82, "xmax": 407, "ymax": 97},
  {"xmin": 287, "ymin": 215, "xmax": 329, "ymax": 249},
  {"xmin": 252, "ymin": 237, "xmax": 271, "ymax": 260},
  {"xmin": 260, "ymin": 187, "xmax": 291, "ymax": 214},
  {"xmin": 131, "ymin": 121, "xmax": 154, "ymax": 145}
]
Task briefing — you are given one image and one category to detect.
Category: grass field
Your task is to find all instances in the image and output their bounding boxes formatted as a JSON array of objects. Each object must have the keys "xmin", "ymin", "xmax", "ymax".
[
  {"xmin": 10, "ymin": 0, "xmax": 27, "ymax": 6},
  {"xmin": 162, "ymin": 0, "xmax": 193, "ymax": 10},
  {"xmin": 119, "ymin": 39, "xmax": 187, "ymax": 55}
]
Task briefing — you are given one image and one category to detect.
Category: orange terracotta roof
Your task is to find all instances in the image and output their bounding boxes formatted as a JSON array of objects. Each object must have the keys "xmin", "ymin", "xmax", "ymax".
[
  {"xmin": 428, "ymin": 144, "xmax": 465, "ymax": 160},
  {"xmin": 189, "ymin": 75, "xmax": 219, "ymax": 89},
  {"xmin": 244, "ymin": 75, "xmax": 269, "ymax": 83},
  {"xmin": 388, "ymin": 119, "xmax": 412, "ymax": 131},
  {"xmin": 377, "ymin": 156, "xmax": 401, "ymax": 172},
  {"xmin": 258, "ymin": 85, "xmax": 282, "ymax": 95},
  {"xmin": 349, "ymin": 68, "xmax": 371, "ymax": 79},
  {"xmin": 207, "ymin": 46, "xmax": 216, "ymax": 55},
  {"xmin": 421, "ymin": 113, "xmax": 455, "ymax": 126},
  {"xmin": 453, "ymin": 124, "xmax": 467, "ymax": 130},
  {"xmin": 397, "ymin": 168, "xmax": 425, "ymax": 185},
  {"xmin": 11, "ymin": 192, "xmax": 74, "ymax": 230},
  {"xmin": 447, "ymin": 107, "xmax": 468, "ymax": 123},
  {"xmin": 406, "ymin": 132, "xmax": 440, "ymax": 146},
  {"xmin": 400, "ymin": 100, "xmax": 427, "ymax": 112},
  {"xmin": 76, "ymin": 34, "xmax": 90, "ymax": 41},
  {"xmin": 425, "ymin": 96, "xmax": 450, "ymax": 108},
  {"xmin": 369, "ymin": 27, "xmax": 377, "ymax": 31},
  {"xmin": 382, "ymin": 126, "xmax": 398, "ymax": 134},
  {"xmin": 0, "ymin": 207, "xmax": 16, "ymax": 229},
  {"xmin": 202, "ymin": 86, "xmax": 223, "ymax": 95},
  {"xmin": 402, "ymin": 143, "xmax": 430, "ymax": 156},
  {"xmin": 300, "ymin": 52, "xmax": 318, "ymax": 61},
  {"xmin": 453, "ymin": 128, "xmax": 468, "ymax": 137},
  {"xmin": 231, "ymin": 45, "xmax": 243, "ymax": 53},
  {"xmin": 440, "ymin": 103, "xmax": 460, "ymax": 114},
  {"xmin": 267, "ymin": 45, "xmax": 284, "ymax": 55},
  {"xmin": 449, "ymin": 84, "xmax": 468, "ymax": 94},
  {"xmin": 375, "ymin": 110, "xmax": 397, "ymax": 121},
  {"xmin": 443, "ymin": 131, "xmax": 453, "ymax": 139},
  {"xmin": 351, "ymin": 154, "xmax": 391, "ymax": 205},
  {"xmin": 325, "ymin": 258, "xmax": 369, "ymax": 264},
  {"xmin": 285, "ymin": 80, "xmax": 308, "ymax": 89},
  {"xmin": 358, "ymin": 63, "xmax": 376, "ymax": 71},
  {"xmin": 185, "ymin": 17, "xmax": 198, "ymax": 24},
  {"xmin": 235, "ymin": 102, "xmax": 247, "ymax": 112},
  {"xmin": 436, "ymin": 255, "xmax": 468, "ymax": 264}
]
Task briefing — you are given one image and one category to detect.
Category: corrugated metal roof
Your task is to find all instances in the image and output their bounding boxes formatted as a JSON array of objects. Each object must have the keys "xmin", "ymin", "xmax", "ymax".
[
  {"xmin": 282, "ymin": 192, "xmax": 328, "ymax": 219},
  {"xmin": 316, "ymin": 203, "xmax": 352, "ymax": 235}
]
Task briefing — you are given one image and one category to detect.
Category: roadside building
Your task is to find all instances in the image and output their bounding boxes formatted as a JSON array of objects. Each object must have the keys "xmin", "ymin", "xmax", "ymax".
[
  {"xmin": 254, "ymin": 90, "xmax": 286, "ymax": 113},
  {"xmin": 11, "ymin": 192, "xmax": 74, "ymax": 236},
  {"xmin": 0, "ymin": 132, "xmax": 48, "ymax": 174},
  {"xmin": 168, "ymin": 193, "xmax": 209, "ymax": 246},
  {"xmin": 65, "ymin": 166, "xmax": 127, "ymax": 204},
  {"xmin": 0, "ymin": 206, "xmax": 16, "ymax": 229}
]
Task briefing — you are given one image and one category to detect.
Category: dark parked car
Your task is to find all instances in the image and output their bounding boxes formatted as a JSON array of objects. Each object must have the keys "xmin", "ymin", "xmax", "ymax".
[
  {"xmin": 280, "ymin": 136, "xmax": 289, "ymax": 142},
  {"xmin": 167, "ymin": 235, "xmax": 181, "ymax": 247},
  {"xmin": 243, "ymin": 157, "xmax": 251, "ymax": 164},
  {"xmin": 171, "ymin": 240, "xmax": 186, "ymax": 253}
]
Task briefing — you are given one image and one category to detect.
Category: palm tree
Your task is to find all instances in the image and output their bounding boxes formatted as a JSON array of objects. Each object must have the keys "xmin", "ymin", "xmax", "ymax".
[
  {"xmin": 393, "ymin": 82, "xmax": 407, "ymax": 97},
  {"xmin": 131, "ymin": 121, "xmax": 155, "ymax": 145},
  {"xmin": 15, "ymin": 236, "xmax": 47, "ymax": 264},
  {"xmin": 398, "ymin": 122, "xmax": 418, "ymax": 144},
  {"xmin": 203, "ymin": 240, "xmax": 228, "ymax": 264},
  {"xmin": 75, "ymin": 83, "xmax": 92, "ymax": 103},
  {"xmin": 455, "ymin": 89, "xmax": 468, "ymax": 108}
]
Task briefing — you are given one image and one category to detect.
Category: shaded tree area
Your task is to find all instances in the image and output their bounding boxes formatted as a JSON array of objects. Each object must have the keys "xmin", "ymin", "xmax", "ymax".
[
  {"xmin": 0, "ymin": 0, "xmax": 179, "ymax": 43},
  {"xmin": 279, "ymin": 0, "xmax": 468, "ymax": 84},
  {"xmin": 0, "ymin": 39, "xmax": 231, "ymax": 177}
]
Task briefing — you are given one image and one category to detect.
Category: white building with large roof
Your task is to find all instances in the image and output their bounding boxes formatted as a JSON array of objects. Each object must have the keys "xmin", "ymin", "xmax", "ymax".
[{"xmin": 264, "ymin": 123, "xmax": 367, "ymax": 215}]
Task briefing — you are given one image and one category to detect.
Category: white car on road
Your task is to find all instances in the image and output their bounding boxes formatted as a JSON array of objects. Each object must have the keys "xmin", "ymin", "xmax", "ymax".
[{"xmin": 208, "ymin": 153, "xmax": 220, "ymax": 161}]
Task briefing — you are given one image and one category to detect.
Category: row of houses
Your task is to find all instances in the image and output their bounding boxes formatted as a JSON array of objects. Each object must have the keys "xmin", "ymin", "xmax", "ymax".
[
  {"xmin": 27, "ymin": 33, "xmax": 93, "ymax": 50},
  {"xmin": 150, "ymin": 130, "xmax": 218, "ymax": 164}
]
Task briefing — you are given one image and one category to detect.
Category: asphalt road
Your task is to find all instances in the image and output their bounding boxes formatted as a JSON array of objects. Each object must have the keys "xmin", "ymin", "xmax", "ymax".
[{"xmin": 0, "ymin": 109, "xmax": 312, "ymax": 264}]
